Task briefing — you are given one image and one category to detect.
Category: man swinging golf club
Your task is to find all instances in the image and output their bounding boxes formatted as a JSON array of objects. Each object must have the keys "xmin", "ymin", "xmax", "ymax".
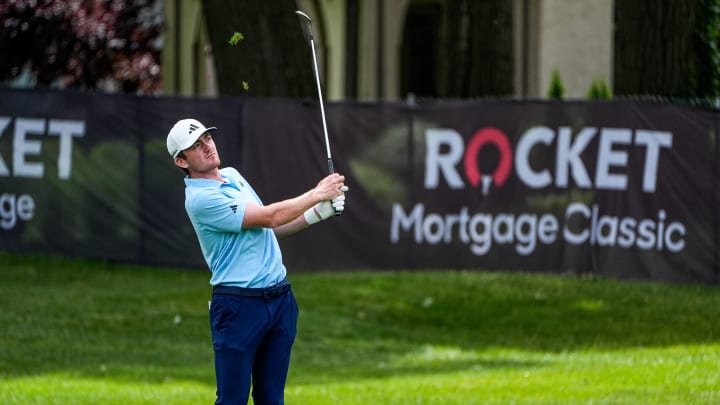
[{"xmin": 167, "ymin": 118, "xmax": 347, "ymax": 404}]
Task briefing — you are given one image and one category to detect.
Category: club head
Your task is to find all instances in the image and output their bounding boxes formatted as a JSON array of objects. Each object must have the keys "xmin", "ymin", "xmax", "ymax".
[{"xmin": 295, "ymin": 10, "xmax": 312, "ymax": 23}]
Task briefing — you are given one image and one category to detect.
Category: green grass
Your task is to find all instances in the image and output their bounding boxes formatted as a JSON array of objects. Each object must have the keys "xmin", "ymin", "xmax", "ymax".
[{"xmin": 1, "ymin": 254, "xmax": 719, "ymax": 404}]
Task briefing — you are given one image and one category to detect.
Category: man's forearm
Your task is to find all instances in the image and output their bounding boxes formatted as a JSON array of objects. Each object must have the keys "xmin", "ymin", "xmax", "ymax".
[
  {"xmin": 273, "ymin": 215, "xmax": 311, "ymax": 239},
  {"xmin": 242, "ymin": 192, "xmax": 317, "ymax": 229},
  {"xmin": 243, "ymin": 173, "xmax": 345, "ymax": 229}
]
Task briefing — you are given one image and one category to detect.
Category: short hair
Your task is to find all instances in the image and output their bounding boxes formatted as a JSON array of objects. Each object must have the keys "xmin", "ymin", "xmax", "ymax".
[{"xmin": 176, "ymin": 151, "xmax": 190, "ymax": 176}]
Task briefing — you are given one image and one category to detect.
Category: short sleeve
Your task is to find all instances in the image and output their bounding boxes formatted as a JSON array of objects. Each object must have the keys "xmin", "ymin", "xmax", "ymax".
[{"xmin": 188, "ymin": 188, "xmax": 245, "ymax": 233}]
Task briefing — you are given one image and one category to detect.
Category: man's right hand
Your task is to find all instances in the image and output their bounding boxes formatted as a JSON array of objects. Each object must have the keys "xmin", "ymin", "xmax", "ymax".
[{"xmin": 313, "ymin": 173, "xmax": 346, "ymax": 201}]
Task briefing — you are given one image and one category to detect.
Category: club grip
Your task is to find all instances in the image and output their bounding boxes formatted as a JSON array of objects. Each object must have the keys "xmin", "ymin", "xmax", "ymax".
[{"xmin": 327, "ymin": 158, "xmax": 335, "ymax": 174}]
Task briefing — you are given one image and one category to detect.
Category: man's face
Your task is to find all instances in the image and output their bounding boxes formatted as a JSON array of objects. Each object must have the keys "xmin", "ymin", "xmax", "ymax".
[{"xmin": 175, "ymin": 132, "xmax": 221, "ymax": 175}]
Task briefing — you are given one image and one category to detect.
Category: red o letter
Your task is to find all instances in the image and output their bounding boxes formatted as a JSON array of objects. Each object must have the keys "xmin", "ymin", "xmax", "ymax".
[{"xmin": 463, "ymin": 127, "xmax": 512, "ymax": 188}]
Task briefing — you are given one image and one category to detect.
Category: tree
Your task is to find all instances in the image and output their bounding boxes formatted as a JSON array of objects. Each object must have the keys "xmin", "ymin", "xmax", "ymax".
[
  {"xmin": 547, "ymin": 69, "xmax": 565, "ymax": 100},
  {"xmin": 586, "ymin": 78, "xmax": 612, "ymax": 100},
  {"xmin": 695, "ymin": 0, "xmax": 720, "ymax": 98},
  {"xmin": 437, "ymin": 0, "xmax": 514, "ymax": 98},
  {"xmin": 0, "ymin": 0, "xmax": 163, "ymax": 94},
  {"xmin": 201, "ymin": 0, "xmax": 315, "ymax": 97},
  {"xmin": 614, "ymin": 0, "xmax": 720, "ymax": 99}
]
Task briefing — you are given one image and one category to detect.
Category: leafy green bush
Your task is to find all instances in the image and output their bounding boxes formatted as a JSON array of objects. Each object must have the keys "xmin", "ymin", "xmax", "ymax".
[
  {"xmin": 547, "ymin": 68, "xmax": 565, "ymax": 99},
  {"xmin": 587, "ymin": 78, "xmax": 613, "ymax": 99}
]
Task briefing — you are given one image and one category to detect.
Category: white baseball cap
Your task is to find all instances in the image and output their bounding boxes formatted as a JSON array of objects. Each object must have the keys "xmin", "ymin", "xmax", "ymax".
[{"xmin": 166, "ymin": 118, "xmax": 217, "ymax": 158}]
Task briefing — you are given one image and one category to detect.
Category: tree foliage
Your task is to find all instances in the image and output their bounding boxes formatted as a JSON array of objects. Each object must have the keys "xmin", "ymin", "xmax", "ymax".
[
  {"xmin": 0, "ymin": 0, "xmax": 163, "ymax": 94},
  {"xmin": 547, "ymin": 69, "xmax": 565, "ymax": 100},
  {"xmin": 587, "ymin": 78, "xmax": 612, "ymax": 99},
  {"xmin": 696, "ymin": 0, "xmax": 720, "ymax": 97}
]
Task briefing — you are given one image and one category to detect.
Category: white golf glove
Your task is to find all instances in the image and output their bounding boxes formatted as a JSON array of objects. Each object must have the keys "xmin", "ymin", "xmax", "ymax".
[
  {"xmin": 304, "ymin": 186, "xmax": 349, "ymax": 224},
  {"xmin": 332, "ymin": 185, "xmax": 349, "ymax": 216},
  {"xmin": 304, "ymin": 200, "xmax": 335, "ymax": 224},
  {"xmin": 331, "ymin": 195, "xmax": 346, "ymax": 215}
]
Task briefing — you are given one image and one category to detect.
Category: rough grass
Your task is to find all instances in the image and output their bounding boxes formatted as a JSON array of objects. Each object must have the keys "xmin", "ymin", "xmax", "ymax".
[{"xmin": 1, "ymin": 254, "xmax": 718, "ymax": 404}]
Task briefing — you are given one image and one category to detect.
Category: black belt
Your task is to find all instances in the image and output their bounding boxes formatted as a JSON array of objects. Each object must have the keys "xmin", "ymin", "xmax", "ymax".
[{"xmin": 213, "ymin": 279, "xmax": 291, "ymax": 299}]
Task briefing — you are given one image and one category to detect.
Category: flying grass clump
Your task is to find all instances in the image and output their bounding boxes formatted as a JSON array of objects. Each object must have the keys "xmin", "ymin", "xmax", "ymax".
[
  {"xmin": 228, "ymin": 32, "xmax": 248, "ymax": 91},
  {"xmin": 228, "ymin": 32, "xmax": 244, "ymax": 46}
]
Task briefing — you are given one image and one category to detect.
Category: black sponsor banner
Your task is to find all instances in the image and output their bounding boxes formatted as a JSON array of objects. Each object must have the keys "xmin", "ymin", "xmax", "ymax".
[
  {"xmin": 0, "ymin": 88, "xmax": 243, "ymax": 267},
  {"xmin": 249, "ymin": 99, "xmax": 718, "ymax": 284},
  {"xmin": 1, "ymin": 89, "xmax": 718, "ymax": 284}
]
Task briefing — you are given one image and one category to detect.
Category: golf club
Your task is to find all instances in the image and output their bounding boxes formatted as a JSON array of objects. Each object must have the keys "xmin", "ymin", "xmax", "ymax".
[{"xmin": 295, "ymin": 10, "xmax": 335, "ymax": 175}]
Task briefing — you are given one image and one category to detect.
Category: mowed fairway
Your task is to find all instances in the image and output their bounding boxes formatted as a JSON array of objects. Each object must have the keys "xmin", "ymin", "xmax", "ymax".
[{"xmin": 1, "ymin": 254, "xmax": 718, "ymax": 404}]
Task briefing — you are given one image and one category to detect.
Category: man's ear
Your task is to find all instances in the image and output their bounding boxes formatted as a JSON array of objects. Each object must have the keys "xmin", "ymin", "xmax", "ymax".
[{"xmin": 174, "ymin": 156, "xmax": 189, "ymax": 169}]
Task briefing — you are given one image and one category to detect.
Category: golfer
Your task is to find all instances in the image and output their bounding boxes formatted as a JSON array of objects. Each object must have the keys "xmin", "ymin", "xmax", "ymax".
[{"xmin": 167, "ymin": 118, "xmax": 347, "ymax": 405}]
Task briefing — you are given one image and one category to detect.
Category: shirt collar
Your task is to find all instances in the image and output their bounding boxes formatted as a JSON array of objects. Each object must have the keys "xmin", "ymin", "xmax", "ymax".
[{"xmin": 184, "ymin": 173, "xmax": 231, "ymax": 189}]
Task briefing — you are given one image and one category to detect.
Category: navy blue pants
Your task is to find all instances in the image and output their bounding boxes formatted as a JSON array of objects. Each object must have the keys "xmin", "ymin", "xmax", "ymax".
[{"xmin": 209, "ymin": 286, "xmax": 298, "ymax": 405}]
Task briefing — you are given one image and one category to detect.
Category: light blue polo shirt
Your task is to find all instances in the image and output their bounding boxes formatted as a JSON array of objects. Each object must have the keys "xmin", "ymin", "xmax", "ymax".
[{"xmin": 184, "ymin": 167, "xmax": 287, "ymax": 288}]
